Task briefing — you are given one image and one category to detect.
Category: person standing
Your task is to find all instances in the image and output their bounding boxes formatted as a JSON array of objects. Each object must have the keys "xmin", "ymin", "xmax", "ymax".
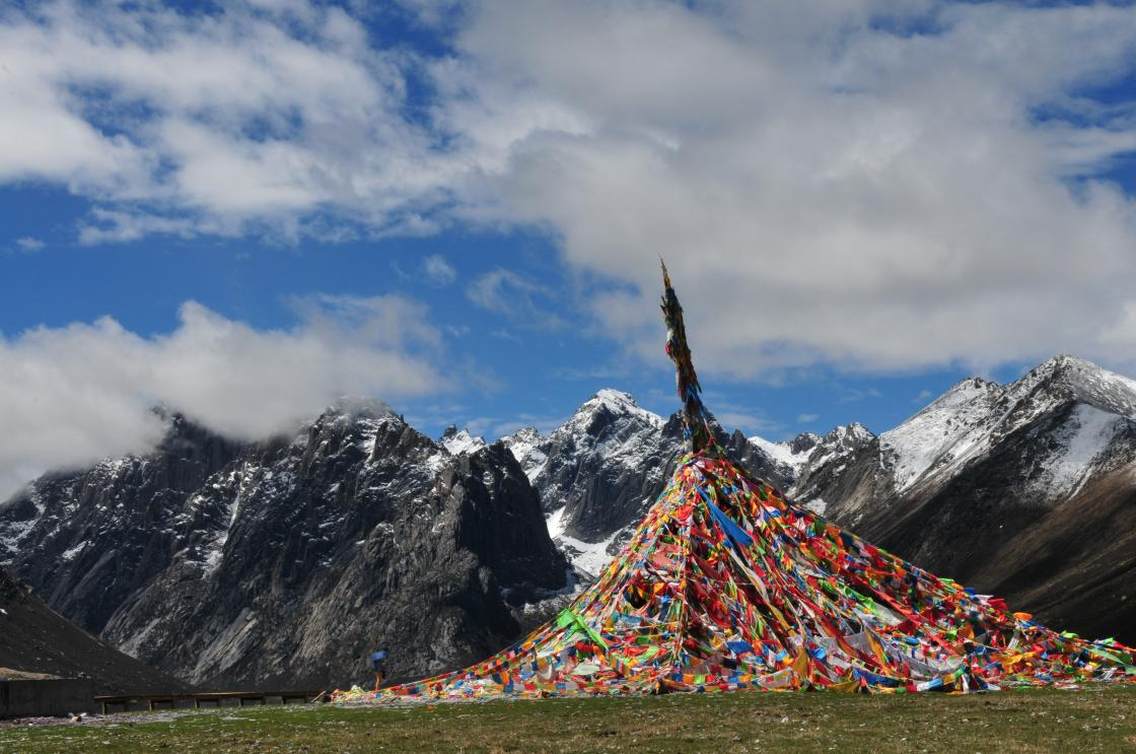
[{"xmin": 370, "ymin": 649, "xmax": 389, "ymax": 692}]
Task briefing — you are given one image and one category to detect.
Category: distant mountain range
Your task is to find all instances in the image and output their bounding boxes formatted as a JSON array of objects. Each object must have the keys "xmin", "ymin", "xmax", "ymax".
[{"xmin": 1, "ymin": 355, "xmax": 1133, "ymax": 689}]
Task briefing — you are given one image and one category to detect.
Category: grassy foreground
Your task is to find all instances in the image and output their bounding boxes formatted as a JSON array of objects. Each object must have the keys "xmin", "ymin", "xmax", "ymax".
[{"xmin": 3, "ymin": 686, "xmax": 1135, "ymax": 753}]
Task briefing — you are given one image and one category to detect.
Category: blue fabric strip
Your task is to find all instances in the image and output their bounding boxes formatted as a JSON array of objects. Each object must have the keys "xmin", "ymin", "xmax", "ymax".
[{"xmin": 704, "ymin": 494, "xmax": 754, "ymax": 548}]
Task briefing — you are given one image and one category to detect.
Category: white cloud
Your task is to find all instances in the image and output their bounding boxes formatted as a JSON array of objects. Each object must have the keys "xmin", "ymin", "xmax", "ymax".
[
  {"xmin": 440, "ymin": 0, "xmax": 1136, "ymax": 377},
  {"xmin": 0, "ymin": 295, "xmax": 446, "ymax": 499},
  {"xmin": 704, "ymin": 394, "xmax": 782, "ymax": 435},
  {"xmin": 467, "ymin": 268, "xmax": 565, "ymax": 329},
  {"xmin": 422, "ymin": 254, "xmax": 457, "ymax": 286},
  {"xmin": 0, "ymin": 1, "xmax": 465, "ymax": 238},
  {"xmin": 5, "ymin": 0, "xmax": 1136, "ymax": 379},
  {"xmin": 14, "ymin": 237, "xmax": 44, "ymax": 252},
  {"xmin": 838, "ymin": 386, "xmax": 884, "ymax": 404},
  {"xmin": 797, "ymin": 413, "xmax": 819, "ymax": 424}
]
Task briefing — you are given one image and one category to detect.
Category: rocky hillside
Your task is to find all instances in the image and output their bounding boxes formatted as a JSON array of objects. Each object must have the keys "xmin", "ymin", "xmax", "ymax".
[
  {"xmin": 0, "ymin": 404, "xmax": 568, "ymax": 690},
  {"xmin": 0, "ymin": 567, "xmax": 187, "ymax": 694},
  {"xmin": 783, "ymin": 356, "xmax": 1136, "ymax": 644}
]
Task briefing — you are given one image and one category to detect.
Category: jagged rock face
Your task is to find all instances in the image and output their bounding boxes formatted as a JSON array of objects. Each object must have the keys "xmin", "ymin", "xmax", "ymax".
[
  {"xmin": 0, "ymin": 415, "xmax": 243, "ymax": 632},
  {"xmin": 787, "ymin": 423, "xmax": 882, "ymax": 519},
  {"xmin": 439, "ymin": 426, "xmax": 487, "ymax": 456},
  {"xmin": 0, "ymin": 407, "xmax": 567, "ymax": 690},
  {"xmin": 504, "ymin": 390, "xmax": 791, "ymax": 575},
  {"xmin": 784, "ymin": 356, "xmax": 1136, "ymax": 644},
  {"xmin": 507, "ymin": 390, "xmax": 674, "ymax": 543}
]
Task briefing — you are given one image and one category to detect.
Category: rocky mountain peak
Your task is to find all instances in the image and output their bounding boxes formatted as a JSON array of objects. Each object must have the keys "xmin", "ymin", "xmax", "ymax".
[
  {"xmin": 568, "ymin": 389, "xmax": 664, "ymax": 432},
  {"xmin": 1011, "ymin": 355, "xmax": 1136, "ymax": 419},
  {"xmin": 873, "ymin": 356, "xmax": 1136, "ymax": 496},
  {"xmin": 509, "ymin": 426, "xmax": 542, "ymax": 443},
  {"xmin": 746, "ymin": 434, "xmax": 811, "ymax": 480},
  {"xmin": 440, "ymin": 426, "xmax": 487, "ymax": 456},
  {"xmin": 789, "ymin": 423, "xmax": 878, "ymax": 494},
  {"xmin": 1, "ymin": 400, "xmax": 568, "ymax": 689},
  {"xmin": 788, "ymin": 432, "xmax": 821, "ymax": 455},
  {"xmin": 928, "ymin": 376, "xmax": 1000, "ymax": 409},
  {"xmin": 826, "ymin": 422, "xmax": 875, "ymax": 445},
  {"xmin": 502, "ymin": 427, "xmax": 547, "ymax": 474},
  {"xmin": 311, "ymin": 398, "xmax": 401, "ymax": 436}
]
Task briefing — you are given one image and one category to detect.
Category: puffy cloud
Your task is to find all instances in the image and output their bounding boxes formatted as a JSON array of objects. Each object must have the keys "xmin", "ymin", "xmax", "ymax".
[
  {"xmin": 4, "ymin": 0, "xmax": 1136, "ymax": 379},
  {"xmin": 0, "ymin": 0, "xmax": 465, "ymax": 237},
  {"xmin": 0, "ymin": 295, "xmax": 445, "ymax": 499},
  {"xmin": 440, "ymin": 0, "xmax": 1136, "ymax": 376}
]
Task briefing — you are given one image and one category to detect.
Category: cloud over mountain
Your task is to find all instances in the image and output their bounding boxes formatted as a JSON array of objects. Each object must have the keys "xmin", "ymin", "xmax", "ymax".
[{"xmin": 0, "ymin": 294, "xmax": 445, "ymax": 499}]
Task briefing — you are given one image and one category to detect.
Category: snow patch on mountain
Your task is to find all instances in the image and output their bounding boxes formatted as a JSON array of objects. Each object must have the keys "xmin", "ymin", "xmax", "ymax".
[
  {"xmin": 60, "ymin": 541, "xmax": 89, "ymax": 562},
  {"xmin": 503, "ymin": 427, "xmax": 547, "ymax": 480},
  {"xmin": 803, "ymin": 424, "xmax": 873, "ymax": 470},
  {"xmin": 591, "ymin": 389, "xmax": 664, "ymax": 429},
  {"xmin": 440, "ymin": 427, "xmax": 487, "ymax": 456},
  {"xmin": 1037, "ymin": 404, "xmax": 1122, "ymax": 497},
  {"xmin": 803, "ymin": 498, "xmax": 828, "ymax": 516},
  {"xmin": 512, "ymin": 389, "xmax": 667, "ymax": 493},
  {"xmin": 881, "ymin": 378, "xmax": 1003, "ymax": 492},
  {"xmin": 545, "ymin": 506, "xmax": 619, "ymax": 577},
  {"xmin": 747, "ymin": 435, "xmax": 811, "ymax": 476},
  {"xmin": 0, "ymin": 490, "xmax": 45, "ymax": 565},
  {"xmin": 1013, "ymin": 356, "xmax": 1136, "ymax": 420},
  {"xmin": 555, "ymin": 391, "xmax": 665, "ymax": 472},
  {"xmin": 878, "ymin": 358, "xmax": 1136, "ymax": 495},
  {"xmin": 423, "ymin": 449, "xmax": 450, "ymax": 477}
]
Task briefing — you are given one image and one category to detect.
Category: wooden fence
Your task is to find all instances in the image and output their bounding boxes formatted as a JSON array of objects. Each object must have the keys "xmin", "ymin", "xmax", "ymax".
[{"xmin": 93, "ymin": 690, "xmax": 327, "ymax": 714}]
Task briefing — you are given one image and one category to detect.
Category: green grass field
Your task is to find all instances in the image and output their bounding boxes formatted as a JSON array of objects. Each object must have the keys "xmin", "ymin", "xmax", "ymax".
[{"xmin": 3, "ymin": 686, "xmax": 1134, "ymax": 753}]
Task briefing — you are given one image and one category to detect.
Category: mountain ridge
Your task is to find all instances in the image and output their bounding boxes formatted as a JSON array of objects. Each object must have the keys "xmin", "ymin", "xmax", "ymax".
[
  {"xmin": 3, "ymin": 353, "xmax": 1133, "ymax": 688},
  {"xmin": 1, "ymin": 406, "xmax": 570, "ymax": 689}
]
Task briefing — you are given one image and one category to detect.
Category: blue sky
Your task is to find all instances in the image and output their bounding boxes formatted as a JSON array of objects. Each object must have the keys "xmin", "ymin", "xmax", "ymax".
[
  {"xmin": 0, "ymin": 181, "xmax": 1019, "ymax": 442},
  {"xmin": 2, "ymin": 0, "xmax": 1136, "ymax": 497}
]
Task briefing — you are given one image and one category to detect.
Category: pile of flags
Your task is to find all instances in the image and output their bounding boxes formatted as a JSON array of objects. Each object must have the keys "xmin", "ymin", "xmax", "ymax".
[{"xmin": 334, "ymin": 451, "xmax": 1134, "ymax": 702}]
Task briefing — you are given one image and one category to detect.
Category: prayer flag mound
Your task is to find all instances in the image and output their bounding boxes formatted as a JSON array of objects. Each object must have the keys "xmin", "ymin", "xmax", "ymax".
[
  {"xmin": 334, "ymin": 452, "xmax": 1134, "ymax": 702},
  {"xmin": 333, "ymin": 264, "xmax": 1134, "ymax": 703}
]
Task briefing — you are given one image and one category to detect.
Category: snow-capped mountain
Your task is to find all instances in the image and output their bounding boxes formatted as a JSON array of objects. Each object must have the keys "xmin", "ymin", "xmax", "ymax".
[
  {"xmin": 3, "ymin": 354, "xmax": 1132, "ymax": 688},
  {"xmin": 439, "ymin": 426, "xmax": 487, "ymax": 456},
  {"xmin": 786, "ymin": 356, "xmax": 1136, "ymax": 643},
  {"xmin": 775, "ymin": 424, "xmax": 877, "ymax": 516},
  {"xmin": 871, "ymin": 356, "xmax": 1136, "ymax": 501},
  {"xmin": 790, "ymin": 356, "xmax": 1136, "ymax": 519},
  {"xmin": 747, "ymin": 432, "xmax": 816, "ymax": 480},
  {"xmin": 0, "ymin": 406, "xmax": 567, "ymax": 689},
  {"xmin": 501, "ymin": 390, "xmax": 676, "ymax": 577},
  {"xmin": 502, "ymin": 389, "xmax": 792, "ymax": 576}
]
